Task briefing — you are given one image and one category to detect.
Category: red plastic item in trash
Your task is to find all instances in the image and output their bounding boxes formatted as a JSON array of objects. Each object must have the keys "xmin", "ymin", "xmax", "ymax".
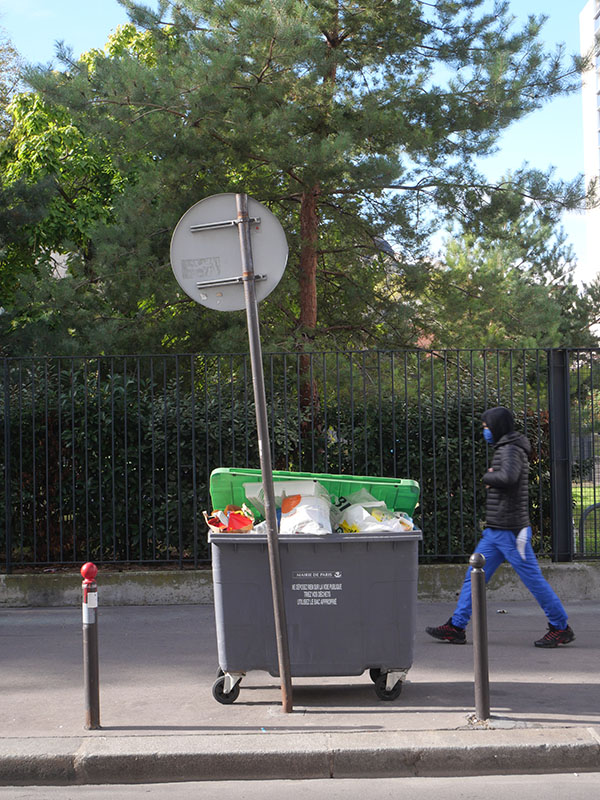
[
  {"xmin": 226, "ymin": 511, "xmax": 254, "ymax": 532},
  {"xmin": 204, "ymin": 505, "xmax": 254, "ymax": 533}
]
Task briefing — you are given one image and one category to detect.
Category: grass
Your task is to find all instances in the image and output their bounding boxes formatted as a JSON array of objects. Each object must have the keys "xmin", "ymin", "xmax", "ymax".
[{"xmin": 572, "ymin": 483, "xmax": 600, "ymax": 556}]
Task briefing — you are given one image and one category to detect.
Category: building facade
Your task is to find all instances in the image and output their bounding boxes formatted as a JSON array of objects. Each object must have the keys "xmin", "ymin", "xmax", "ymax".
[{"xmin": 581, "ymin": 0, "xmax": 600, "ymax": 282}]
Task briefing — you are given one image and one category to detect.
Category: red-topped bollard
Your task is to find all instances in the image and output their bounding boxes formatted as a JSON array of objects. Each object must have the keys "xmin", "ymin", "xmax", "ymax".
[
  {"xmin": 81, "ymin": 561, "xmax": 98, "ymax": 582},
  {"xmin": 81, "ymin": 562, "xmax": 100, "ymax": 730}
]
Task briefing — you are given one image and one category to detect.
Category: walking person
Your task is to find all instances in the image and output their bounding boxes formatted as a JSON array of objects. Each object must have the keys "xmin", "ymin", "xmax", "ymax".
[{"xmin": 426, "ymin": 406, "xmax": 575, "ymax": 648}]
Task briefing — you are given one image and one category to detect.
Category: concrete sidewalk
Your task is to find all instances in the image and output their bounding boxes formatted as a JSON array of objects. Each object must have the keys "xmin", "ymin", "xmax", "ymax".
[{"xmin": 1, "ymin": 601, "xmax": 599, "ymax": 785}]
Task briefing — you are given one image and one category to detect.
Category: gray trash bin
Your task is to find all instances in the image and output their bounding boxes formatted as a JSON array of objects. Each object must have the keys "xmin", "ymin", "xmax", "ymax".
[{"xmin": 209, "ymin": 528, "xmax": 422, "ymax": 703}]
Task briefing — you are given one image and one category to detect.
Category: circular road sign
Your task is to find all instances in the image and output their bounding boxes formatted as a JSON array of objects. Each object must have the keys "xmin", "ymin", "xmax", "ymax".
[{"xmin": 170, "ymin": 193, "xmax": 288, "ymax": 312}]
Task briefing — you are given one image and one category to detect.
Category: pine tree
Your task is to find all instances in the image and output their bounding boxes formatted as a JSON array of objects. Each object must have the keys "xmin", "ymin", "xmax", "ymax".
[
  {"xmin": 420, "ymin": 171, "xmax": 598, "ymax": 349},
  {"xmin": 17, "ymin": 1, "xmax": 588, "ymax": 354}
]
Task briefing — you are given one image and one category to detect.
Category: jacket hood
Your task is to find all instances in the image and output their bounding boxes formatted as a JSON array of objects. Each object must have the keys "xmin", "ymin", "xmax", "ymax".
[
  {"xmin": 497, "ymin": 430, "xmax": 531, "ymax": 456},
  {"xmin": 481, "ymin": 406, "xmax": 515, "ymax": 443},
  {"xmin": 481, "ymin": 407, "xmax": 531, "ymax": 456}
]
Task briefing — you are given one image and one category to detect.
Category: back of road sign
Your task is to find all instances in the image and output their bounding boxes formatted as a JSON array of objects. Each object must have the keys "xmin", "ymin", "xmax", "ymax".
[{"xmin": 170, "ymin": 193, "xmax": 288, "ymax": 312}]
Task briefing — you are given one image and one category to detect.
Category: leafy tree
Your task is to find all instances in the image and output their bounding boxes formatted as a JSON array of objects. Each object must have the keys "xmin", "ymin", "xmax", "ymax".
[
  {"xmin": 0, "ymin": 28, "xmax": 43, "ymax": 318},
  {"xmin": 0, "ymin": 25, "xmax": 21, "ymax": 135},
  {"xmin": 0, "ymin": 24, "xmax": 249, "ymax": 355},
  {"xmin": 0, "ymin": 177, "xmax": 55, "ymax": 314},
  {"xmin": 2, "ymin": 94, "xmax": 126, "ymax": 261},
  {"xmin": 14, "ymin": 0, "xmax": 587, "ymax": 356},
  {"xmin": 0, "ymin": 92, "xmax": 131, "ymax": 353}
]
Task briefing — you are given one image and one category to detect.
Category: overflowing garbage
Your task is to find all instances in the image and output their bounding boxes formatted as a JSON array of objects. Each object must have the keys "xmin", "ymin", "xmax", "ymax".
[
  {"xmin": 203, "ymin": 505, "xmax": 255, "ymax": 533},
  {"xmin": 204, "ymin": 480, "xmax": 416, "ymax": 535},
  {"xmin": 333, "ymin": 488, "xmax": 414, "ymax": 533}
]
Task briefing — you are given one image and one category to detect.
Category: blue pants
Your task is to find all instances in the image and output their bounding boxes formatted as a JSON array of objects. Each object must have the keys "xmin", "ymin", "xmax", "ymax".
[{"xmin": 451, "ymin": 527, "xmax": 568, "ymax": 629}]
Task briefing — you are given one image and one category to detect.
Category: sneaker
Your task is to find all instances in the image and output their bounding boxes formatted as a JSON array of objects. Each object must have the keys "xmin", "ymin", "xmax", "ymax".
[
  {"xmin": 534, "ymin": 624, "xmax": 575, "ymax": 648},
  {"xmin": 425, "ymin": 618, "xmax": 466, "ymax": 644}
]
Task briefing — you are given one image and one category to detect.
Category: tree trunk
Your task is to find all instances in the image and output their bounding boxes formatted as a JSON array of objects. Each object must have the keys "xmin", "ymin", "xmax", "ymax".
[
  {"xmin": 298, "ymin": 186, "xmax": 320, "ymax": 413},
  {"xmin": 296, "ymin": 3, "xmax": 338, "ymax": 418},
  {"xmin": 299, "ymin": 186, "xmax": 319, "ymax": 334}
]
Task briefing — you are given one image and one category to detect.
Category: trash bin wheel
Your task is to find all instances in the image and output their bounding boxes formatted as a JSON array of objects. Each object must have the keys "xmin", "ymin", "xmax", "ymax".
[
  {"xmin": 374, "ymin": 673, "xmax": 403, "ymax": 701},
  {"xmin": 212, "ymin": 675, "xmax": 241, "ymax": 705},
  {"xmin": 369, "ymin": 668, "xmax": 382, "ymax": 683}
]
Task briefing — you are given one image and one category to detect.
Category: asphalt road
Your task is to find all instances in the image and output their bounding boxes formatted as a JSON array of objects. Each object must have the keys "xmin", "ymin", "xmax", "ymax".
[{"xmin": 2, "ymin": 774, "xmax": 600, "ymax": 800}]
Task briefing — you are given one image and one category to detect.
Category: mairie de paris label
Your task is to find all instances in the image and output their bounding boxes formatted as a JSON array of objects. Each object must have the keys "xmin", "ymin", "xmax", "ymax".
[{"xmin": 291, "ymin": 570, "xmax": 342, "ymax": 606}]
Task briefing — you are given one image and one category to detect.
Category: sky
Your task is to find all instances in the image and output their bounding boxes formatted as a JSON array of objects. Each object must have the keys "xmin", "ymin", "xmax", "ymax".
[{"xmin": 0, "ymin": 0, "xmax": 594, "ymax": 283}]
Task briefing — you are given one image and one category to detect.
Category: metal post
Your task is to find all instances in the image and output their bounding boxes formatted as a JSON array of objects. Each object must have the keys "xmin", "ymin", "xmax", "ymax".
[
  {"xmin": 236, "ymin": 193, "xmax": 293, "ymax": 713},
  {"xmin": 470, "ymin": 552, "xmax": 490, "ymax": 721},
  {"xmin": 548, "ymin": 349, "xmax": 574, "ymax": 562},
  {"xmin": 81, "ymin": 562, "xmax": 101, "ymax": 730},
  {"xmin": 3, "ymin": 359, "xmax": 12, "ymax": 575}
]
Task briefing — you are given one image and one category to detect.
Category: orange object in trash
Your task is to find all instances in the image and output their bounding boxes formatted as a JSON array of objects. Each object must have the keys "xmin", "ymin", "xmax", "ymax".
[
  {"xmin": 281, "ymin": 494, "xmax": 301, "ymax": 514},
  {"xmin": 204, "ymin": 505, "xmax": 254, "ymax": 533}
]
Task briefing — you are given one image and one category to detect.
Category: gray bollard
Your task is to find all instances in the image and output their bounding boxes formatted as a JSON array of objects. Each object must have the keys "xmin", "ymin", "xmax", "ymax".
[
  {"xmin": 469, "ymin": 552, "xmax": 490, "ymax": 721},
  {"xmin": 81, "ymin": 562, "xmax": 101, "ymax": 730}
]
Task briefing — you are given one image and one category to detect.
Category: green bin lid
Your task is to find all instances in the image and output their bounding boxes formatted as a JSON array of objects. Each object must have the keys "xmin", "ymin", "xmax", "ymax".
[{"xmin": 209, "ymin": 467, "xmax": 419, "ymax": 520}]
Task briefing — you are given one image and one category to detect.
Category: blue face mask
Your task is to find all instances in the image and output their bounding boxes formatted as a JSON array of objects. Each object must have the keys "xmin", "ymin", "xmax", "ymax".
[{"xmin": 483, "ymin": 427, "xmax": 494, "ymax": 445}]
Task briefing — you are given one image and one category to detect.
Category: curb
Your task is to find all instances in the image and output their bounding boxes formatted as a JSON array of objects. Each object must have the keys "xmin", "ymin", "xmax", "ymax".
[{"xmin": 2, "ymin": 728, "xmax": 600, "ymax": 785}]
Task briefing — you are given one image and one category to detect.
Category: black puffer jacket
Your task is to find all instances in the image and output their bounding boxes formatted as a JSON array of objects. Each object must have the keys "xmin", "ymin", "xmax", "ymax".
[{"xmin": 482, "ymin": 408, "xmax": 531, "ymax": 531}]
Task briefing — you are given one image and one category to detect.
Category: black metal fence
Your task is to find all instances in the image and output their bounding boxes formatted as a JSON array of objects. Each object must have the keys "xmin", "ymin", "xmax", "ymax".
[
  {"xmin": 570, "ymin": 349, "xmax": 600, "ymax": 558},
  {"xmin": 1, "ymin": 348, "xmax": 599, "ymax": 572}
]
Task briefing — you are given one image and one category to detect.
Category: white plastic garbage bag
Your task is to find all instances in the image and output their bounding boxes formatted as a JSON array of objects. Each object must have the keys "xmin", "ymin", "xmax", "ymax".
[
  {"xmin": 244, "ymin": 479, "xmax": 326, "ymax": 516},
  {"xmin": 333, "ymin": 489, "xmax": 414, "ymax": 533},
  {"xmin": 243, "ymin": 479, "xmax": 334, "ymax": 535},
  {"xmin": 278, "ymin": 492, "xmax": 333, "ymax": 535}
]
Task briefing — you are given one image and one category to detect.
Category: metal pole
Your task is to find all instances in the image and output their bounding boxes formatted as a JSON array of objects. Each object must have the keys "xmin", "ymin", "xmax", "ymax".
[
  {"xmin": 3, "ymin": 359, "xmax": 12, "ymax": 575},
  {"xmin": 236, "ymin": 193, "xmax": 293, "ymax": 713},
  {"xmin": 81, "ymin": 562, "xmax": 101, "ymax": 730},
  {"xmin": 469, "ymin": 552, "xmax": 490, "ymax": 721},
  {"xmin": 548, "ymin": 349, "xmax": 574, "ymax": 562}
]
